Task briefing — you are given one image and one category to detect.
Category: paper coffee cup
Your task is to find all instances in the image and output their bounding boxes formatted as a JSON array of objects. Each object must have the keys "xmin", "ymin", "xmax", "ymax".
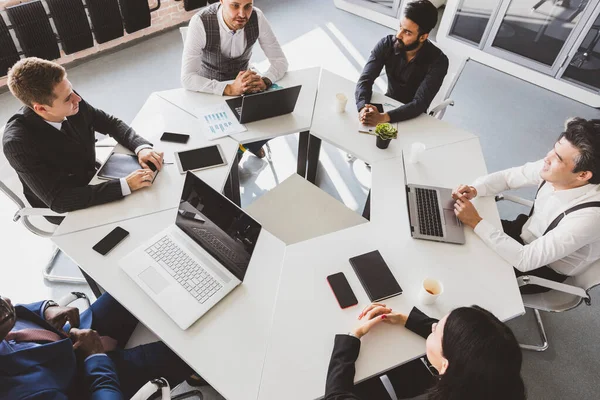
[
  {"xmin": 335, "ymin": 93, "xmax": 348, "ymax": 113},
  {"xmin": 407, "ymin": 142, "xmax": 426, "ymax": 164},
  {"xmin": 418, "ymin": 278, "xmax": 443, "ymax": 305}
]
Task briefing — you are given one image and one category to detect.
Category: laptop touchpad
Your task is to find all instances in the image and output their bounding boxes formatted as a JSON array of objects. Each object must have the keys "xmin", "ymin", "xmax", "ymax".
[
  {"xmin": 139, "ymin": 266, "xmax": 170, "ymax": 294},
  {"xmin": 443, "ymin": 209, "xmax": 459, "ymax": 226}
]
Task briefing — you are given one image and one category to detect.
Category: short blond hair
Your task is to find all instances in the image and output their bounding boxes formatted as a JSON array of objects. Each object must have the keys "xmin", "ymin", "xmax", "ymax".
[{"xmin": 7, "ymin": 57, "xmax": 66, "ymax": 107}]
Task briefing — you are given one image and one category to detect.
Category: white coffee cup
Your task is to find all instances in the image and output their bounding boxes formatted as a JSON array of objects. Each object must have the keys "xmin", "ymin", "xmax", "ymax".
[
  {"xmin": 418, "ymin": 278, "xmax": 443, "ymax": 305},
  {"xmin": 335, "ymin": 93, "xmax": 348, "ymax": 113},
  {"xmin": 407, "ymin": 142, "xmax": 426, "ymax": 164}
]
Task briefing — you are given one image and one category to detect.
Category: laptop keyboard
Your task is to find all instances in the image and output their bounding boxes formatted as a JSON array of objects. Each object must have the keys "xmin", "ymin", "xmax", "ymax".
[
  {"xmin": 415, "ymin": 188, "xmax": 444, "ymax": 237},
  {"xmin": 191, "ymin": 228, "xmax": 240, "ymax": 263},
  {"xmin": 145, "ymin": 236, "xmax": 223, "ymax": 304}
]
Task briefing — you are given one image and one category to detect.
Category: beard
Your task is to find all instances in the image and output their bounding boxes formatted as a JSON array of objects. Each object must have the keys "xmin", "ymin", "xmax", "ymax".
[{"xmin": 394, "ymin": 37, "xmax": 421, "ymax": 52}]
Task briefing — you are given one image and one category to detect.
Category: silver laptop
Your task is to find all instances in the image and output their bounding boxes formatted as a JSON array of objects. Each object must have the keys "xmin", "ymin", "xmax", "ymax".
[
  {"xmin": 402, "ymin": 153, "xmax": 465, "ymax": 244},
  {"xmin": 119, "ymin": 172, "xmax": 262, "ymax": 329}
]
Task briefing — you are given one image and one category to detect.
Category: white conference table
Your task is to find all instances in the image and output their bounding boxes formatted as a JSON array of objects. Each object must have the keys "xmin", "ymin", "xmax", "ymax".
[
  {"xmin": 303, "ymin": 69, "xmax": 477, "ymax": 183},
  {"xmin": 50, "ymin": 69, "xmax": 524, "ymax": 400},
  {"xmin": 53, "ymin": 209, "xmax": 287, "ymax": 400},
  {"xmin": 156, "ymin": 67, "xmax": 319, "ymax": 146},
  {"xmin": 55, "ymin": 67, "xmax": 320, "ymax": 236},
  {"xmin": 257, "ymin": 137, "xmax": 524, "ymax": 400}
]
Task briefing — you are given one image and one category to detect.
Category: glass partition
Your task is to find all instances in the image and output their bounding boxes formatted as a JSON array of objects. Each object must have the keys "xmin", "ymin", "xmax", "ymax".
[
  {"xmin": 562, "ymin": 12, "xmax": 600, "ymax": 90},
  {"xmin": 489, "ymin": 0, "xmax": 592, "ymax": 68},
  {"xmin": 449, "ymin": 0, "xmax": 501, "ymax": 45}
]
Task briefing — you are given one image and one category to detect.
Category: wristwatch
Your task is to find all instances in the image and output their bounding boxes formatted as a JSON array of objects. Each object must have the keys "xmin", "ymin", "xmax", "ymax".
[
  {"xmin": 262, "ymin": 77, "xmax": 272, "ymax": 89},
  {"xmin": 43, "ymin": 300, "xmax": 58, "ymax": 315}
]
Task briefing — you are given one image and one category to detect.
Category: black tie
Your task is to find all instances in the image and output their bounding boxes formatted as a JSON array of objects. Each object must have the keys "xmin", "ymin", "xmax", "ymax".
[{"xmin": 61, "ymin": 119, "xmax": 80, "ymax": 143}]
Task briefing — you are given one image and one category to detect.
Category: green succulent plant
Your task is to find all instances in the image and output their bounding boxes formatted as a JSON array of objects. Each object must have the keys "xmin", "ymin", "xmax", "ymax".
[{"xmin": 375, "ymin": 123, "xmax": 397, "ymax": 140}]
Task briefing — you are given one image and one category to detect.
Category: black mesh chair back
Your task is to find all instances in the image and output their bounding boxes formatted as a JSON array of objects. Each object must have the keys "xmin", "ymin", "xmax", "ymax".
[
  {"xmin": 46, "ymin": 0, "xmax": 93, "ymax": 55},
  {"xmin": 86, "ymin": 0, "xmax": 124, "ymax": 44},
  {"xmin": 0, "ymin": 15, "xmax": 20, "ymax": 76},
  {"xmin": 118, "ymin": 0, "xmax": 151, "ymax": 34},
  {"xmin": 184, "ymin": 0, "xmax": 207, "ymax": 11},
  {"xmin": 6, "ymin": 1, "xmax": 60, "ymax": 60}
]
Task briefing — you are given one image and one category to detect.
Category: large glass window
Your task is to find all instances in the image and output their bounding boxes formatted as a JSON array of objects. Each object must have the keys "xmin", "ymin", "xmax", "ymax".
[
  {"xmin": 449, "ymin": 0, "xmax": 501, "ymax": 45},
  {"xmin": 562, "ymin": 12, "xmax": 600, "ymax": 90},
  {"xmin": 491, "ymin": 0, "xmax": 591, "ymax": 66}
]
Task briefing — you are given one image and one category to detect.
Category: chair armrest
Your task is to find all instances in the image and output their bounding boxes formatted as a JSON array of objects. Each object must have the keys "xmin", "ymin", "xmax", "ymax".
[
  {"xmin": 428, "ymin": 99, "xmax": 454, "ymax": 119},
  {"xmin": 16, "ymin": 208, "xmax": 66, "ymax": 218},
  {"xmin": 518, "ymin": 275, "xmax": 589, "ymax": 302},
  {"xmin": 494, "ymin": 194, "xmax": 534, "ymax": 208},
  {"xmin": 57, "ymin": 292, "xmax": 90, "ymax": 308},
  {"xmin": 131, "ymin": 378, "xmax": 171, "ymax": 400}
]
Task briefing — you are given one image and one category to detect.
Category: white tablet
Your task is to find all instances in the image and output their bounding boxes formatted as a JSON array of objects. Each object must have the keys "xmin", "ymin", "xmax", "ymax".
[{"xmin": 174, "ymin": 144, "xmax": 227, "ymax": 174}]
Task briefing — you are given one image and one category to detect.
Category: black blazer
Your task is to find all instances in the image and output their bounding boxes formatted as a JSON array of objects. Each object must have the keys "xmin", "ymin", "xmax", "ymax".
[
  {"xmin": 2, "ymin": 97, "xmax": 151, "ymax": 218},
  {"xmin": 325, "ymin": 307, "xmax": 438, "ymax": 400}
]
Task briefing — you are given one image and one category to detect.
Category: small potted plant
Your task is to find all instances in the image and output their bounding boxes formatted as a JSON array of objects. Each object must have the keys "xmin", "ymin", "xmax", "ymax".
[{"xmin": 375, "ymin": 123, "xmax": 397, "ymax": 149}]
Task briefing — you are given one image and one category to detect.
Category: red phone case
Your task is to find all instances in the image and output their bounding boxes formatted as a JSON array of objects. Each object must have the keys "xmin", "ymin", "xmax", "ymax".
[{"xmin": 327, "ymin": 276, "xmax": 358, "ymax": 309}]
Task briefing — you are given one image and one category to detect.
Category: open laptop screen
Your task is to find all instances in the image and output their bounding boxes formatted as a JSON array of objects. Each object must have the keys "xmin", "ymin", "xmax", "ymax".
[{"xmin": 175, "ymin": 172, "xmax": 262, "ymax": 281}]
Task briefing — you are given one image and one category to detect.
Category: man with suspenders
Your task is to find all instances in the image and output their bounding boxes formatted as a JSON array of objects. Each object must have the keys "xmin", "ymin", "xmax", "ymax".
[{"xmin": 452, "ymin": 117, "xmax": 600, "ymax": 294}]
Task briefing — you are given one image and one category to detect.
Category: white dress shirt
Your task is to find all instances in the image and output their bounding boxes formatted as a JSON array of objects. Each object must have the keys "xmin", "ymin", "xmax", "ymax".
[
  {"xmin": 44, "ymin": 119, "xmax": 151, "ymax": 196},
  {"xmin": 181, "ymin": 5, "xmax": 288, "ymax": 95},
  {"xmin": 471, "ymin": 159, "xmax": 600, "ymax": 276}
]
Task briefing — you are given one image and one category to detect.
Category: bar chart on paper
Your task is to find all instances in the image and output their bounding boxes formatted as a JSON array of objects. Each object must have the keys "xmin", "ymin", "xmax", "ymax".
[{"xmin": 196, "ymin": 103, "xmax": 247, "ymax": 140}]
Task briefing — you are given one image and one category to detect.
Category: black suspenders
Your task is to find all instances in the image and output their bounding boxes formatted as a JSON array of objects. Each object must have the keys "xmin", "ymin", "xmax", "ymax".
[{"xmin": 529, "ymin": 180, "xmax": 600, "ymax": 235}]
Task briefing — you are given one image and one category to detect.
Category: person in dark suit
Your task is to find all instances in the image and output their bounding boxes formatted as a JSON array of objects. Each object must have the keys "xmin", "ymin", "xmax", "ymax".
[
  {"xmin": 325, "ymin": 303, "xmax": 526, "ymax": 400},
  {"xmin": 0, "ymin": 293, "xmax": 195, "ymax": 399},
  {"xmin": 355, "ymin": 0, "xmax": 448, "ymax": 126},
  {"xmin": 3, "ymin": 57, "xmax": 164, "ymax": 223}
]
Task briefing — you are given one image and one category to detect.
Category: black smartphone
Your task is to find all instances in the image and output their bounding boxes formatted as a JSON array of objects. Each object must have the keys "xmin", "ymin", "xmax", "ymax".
[
  {"xmin": 160, "ymin": 132, "xmax": 190, "ymax": 144},
  {"xmin": 327, "ymin": 272, "xmax": 358, "ymax": 309},
  {"xmin": 92, "ymin": 227, "xmax": 129, "ymax": 256},
  {"xmin": 371, "ymin": 103, "xmax": 384, "ymax": 113}
]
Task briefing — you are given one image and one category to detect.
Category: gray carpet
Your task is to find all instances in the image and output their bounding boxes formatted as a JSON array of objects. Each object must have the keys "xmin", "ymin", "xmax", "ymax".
[
  {"xmin": 443, "ymin": 58, "xmax": 600, "ymax": 400},
  {"xmin": 1, "ymin": 0, "xmax": 599, "ymax": 399}
]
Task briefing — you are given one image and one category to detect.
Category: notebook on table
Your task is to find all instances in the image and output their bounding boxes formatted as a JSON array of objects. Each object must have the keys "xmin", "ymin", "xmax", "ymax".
[{"xmin": 349, "ymin": 250, "xmax": 403, "ymax": 302}]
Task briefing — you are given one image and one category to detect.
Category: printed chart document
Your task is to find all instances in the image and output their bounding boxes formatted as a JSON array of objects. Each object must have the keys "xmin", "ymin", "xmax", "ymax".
[{"xmin": 195, "ymin": 103, "xmax": 247, "ymax": 140}]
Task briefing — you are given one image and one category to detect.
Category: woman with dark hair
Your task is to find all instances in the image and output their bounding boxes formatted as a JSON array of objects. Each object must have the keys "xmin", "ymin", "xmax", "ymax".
[{"xmin": 325, "ymin": 303, "xmax": 526, "ymax": 400}]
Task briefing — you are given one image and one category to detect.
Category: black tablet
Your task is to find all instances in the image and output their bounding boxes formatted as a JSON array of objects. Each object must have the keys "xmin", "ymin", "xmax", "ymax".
[{"xmin": 174, "ymin": 144, "xmax": 227, "ymax": 174}]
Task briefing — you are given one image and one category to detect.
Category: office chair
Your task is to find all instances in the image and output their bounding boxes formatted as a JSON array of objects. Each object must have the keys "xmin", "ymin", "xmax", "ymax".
[
  {"xmin": 0, "ymin": 13, "xmax": 21, "ymax": 75},
  {"xmin": 346, "ymin": 56, "xmax": 469, "ymax": 164},
  {"xmin": 0, "ymin": 124, "xmax": 113, "ymax": 295},
  {"xmin": 46, "ymin": 0, "xmax": 94, "ymax": 55},
  {"xmin": 6, "ymin": 0, "xmax": 61, "ymax": 60},
  {"xmin": 132, "ymin": 380, "xmax": 225, "ymax": 400},
  {"xmin": 428, "ymin": 56, "xmax": 469, "ymax": 120},
  {"xmin": 86, "ymin": 0, "xmax": 125, "ymax": 44},
  {"xmin": 495, "ymin": 194, "xmax": 599, "ymax": 352}
]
